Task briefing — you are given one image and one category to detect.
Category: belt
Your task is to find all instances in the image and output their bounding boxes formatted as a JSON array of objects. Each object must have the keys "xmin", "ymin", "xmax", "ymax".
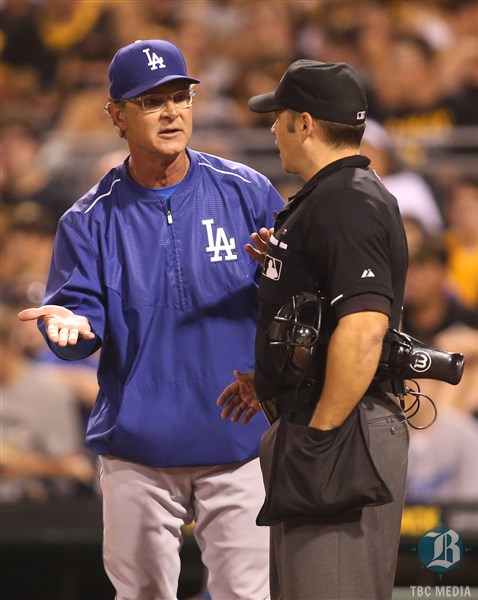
[
  {"xmin": 260, "ymin": 391, "xmax": 316, "ymax": 425},
  {"xmin": 261, "ymin": 377, "xmax": 405, "ymax": 425}
]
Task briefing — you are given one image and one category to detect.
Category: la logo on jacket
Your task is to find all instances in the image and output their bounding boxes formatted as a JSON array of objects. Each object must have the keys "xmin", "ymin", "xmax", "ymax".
[{"xmin": 202, "ymin": 219, "xmax": 238, "ymax": 262}]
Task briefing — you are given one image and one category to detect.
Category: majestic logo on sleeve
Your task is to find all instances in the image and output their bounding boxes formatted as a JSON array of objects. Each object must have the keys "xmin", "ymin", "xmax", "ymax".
[
  {"xmin": 142, "ymin": 48, "xmax": 166, "ymax": 70},
  {"xmin": 202, "ymin": 219, "xmax": 238, "ymax": 262},
  {"xmin": 361, "ymin": 268, "xmax": 375, "ymax": 278},
  {"xmin": 263, "ymin": 256, "xmax": 282, "ymax": 281}
]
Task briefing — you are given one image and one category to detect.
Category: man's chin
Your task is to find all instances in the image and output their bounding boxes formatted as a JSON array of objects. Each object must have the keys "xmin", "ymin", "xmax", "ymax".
[
  {"xmin": 154, "ymin": 139, "xmax": 189, "ymax": 155},
  {"xmin": 281, "ymin": 162, "xmax": 295, "ymax": 176}
]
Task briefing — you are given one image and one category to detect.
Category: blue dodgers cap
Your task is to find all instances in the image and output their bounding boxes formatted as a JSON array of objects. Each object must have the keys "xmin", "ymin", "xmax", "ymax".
[{"xmin": 109, "ymin": 39, "xmax": 200, "ymax": 100}]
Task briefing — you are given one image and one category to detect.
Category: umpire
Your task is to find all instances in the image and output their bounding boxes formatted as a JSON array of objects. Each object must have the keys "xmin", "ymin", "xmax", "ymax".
[{"xmin": 229, "ymin": 60, "xmax": 409, "ymax": 599}]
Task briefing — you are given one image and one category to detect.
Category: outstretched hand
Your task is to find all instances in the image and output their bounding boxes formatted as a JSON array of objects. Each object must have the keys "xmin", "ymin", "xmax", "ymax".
[
  {"xmin": 245, "ymin": 227, "xmax": 273, "ymax": 266},
  {"xmin": 17, "ymin": 305, "xmax": 95, "ymax": 347},
  {"xmin": 217, "ymin": 370, "xmax": 262, "ymax": 424}
]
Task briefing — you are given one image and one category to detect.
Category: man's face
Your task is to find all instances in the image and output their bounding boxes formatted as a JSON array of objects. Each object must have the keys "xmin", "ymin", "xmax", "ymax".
[
  {"xmin": 271, "ymin": 110, "xmax": 302, "ymax": 176},
  {"xmin": 116, "ymin": 80, "xmax": 194, "ymax": 158}
]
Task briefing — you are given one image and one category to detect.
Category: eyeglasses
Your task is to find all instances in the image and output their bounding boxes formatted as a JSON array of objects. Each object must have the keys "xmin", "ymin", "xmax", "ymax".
[{"xmin": 125, "ymin": 89, "xmax": 196, "ymax": 113}]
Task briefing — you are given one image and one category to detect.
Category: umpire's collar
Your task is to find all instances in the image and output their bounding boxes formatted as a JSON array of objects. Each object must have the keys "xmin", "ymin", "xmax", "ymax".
[{"xmin": 276, "ymin": 155, "xmax": 371, "ymax": 218}]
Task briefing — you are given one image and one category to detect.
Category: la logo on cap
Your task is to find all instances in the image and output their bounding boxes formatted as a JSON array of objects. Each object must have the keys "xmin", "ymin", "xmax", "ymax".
[{"xmin": 142, "ymin": 48, "xmax": 166, "ymax": 71}]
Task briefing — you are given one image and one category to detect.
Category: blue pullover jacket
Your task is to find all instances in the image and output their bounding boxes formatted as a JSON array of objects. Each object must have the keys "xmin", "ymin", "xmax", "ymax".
[{"xmin": 41, "ymin": 149, "xmax": 284, "ymax": 467}]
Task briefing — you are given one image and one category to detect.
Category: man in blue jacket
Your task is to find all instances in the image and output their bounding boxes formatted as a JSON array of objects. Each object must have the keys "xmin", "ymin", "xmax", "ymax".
[{"xmin": 19, "ymin": 39, "xmax": 284, "ymax": 600}]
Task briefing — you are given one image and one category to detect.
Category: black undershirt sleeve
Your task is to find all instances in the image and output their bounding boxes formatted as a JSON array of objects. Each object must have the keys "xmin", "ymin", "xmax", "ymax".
[{"xmin": 334, "ymin": 293, "xmax": 392, "ymax": 320}]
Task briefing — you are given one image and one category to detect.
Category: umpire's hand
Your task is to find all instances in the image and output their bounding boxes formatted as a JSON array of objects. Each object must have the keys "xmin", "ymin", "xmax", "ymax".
[{"xmin": 17, "ymin": 305, "xmax": 95, "ymax": 347}]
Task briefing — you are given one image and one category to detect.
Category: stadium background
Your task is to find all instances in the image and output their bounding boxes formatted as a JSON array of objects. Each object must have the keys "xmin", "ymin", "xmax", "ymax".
[{"xmin": 1, "ymin": 1, "xmax": 477, "ymax": 598}]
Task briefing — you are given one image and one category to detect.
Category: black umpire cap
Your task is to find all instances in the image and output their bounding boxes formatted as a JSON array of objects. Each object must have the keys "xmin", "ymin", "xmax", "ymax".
[{"xmin": 248, "ymin": 59, "xmax": 367, "ymax": 125}]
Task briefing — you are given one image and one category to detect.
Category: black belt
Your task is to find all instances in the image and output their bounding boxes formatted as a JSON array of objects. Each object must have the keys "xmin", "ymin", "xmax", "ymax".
[
  {"xmin": 260, "ymin": 394, "xmax": 298, "ymax": 425},
  {"xmin": 260, "ymin": 391, "xmax": 316, "ymax": 425},
  {"xmin": 260, "ymin": 377, "xmax": 404, "ymax": 425}
]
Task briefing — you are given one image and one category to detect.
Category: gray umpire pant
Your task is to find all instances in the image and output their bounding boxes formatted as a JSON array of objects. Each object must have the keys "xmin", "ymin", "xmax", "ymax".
[{"xmin": 260, "ymin": 394, "xmax": 409, "ymax": 600}]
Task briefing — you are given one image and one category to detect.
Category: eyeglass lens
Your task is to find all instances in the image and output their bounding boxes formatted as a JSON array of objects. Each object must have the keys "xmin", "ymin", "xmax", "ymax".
[{"xmin": 140, "ymin": 90, "xmax": 194, "ymax": 111}]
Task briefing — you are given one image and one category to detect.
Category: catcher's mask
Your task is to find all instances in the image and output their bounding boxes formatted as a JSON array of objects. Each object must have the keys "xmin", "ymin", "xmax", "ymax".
[{"xmin": 267, "ymin": 292, "xmax": 327, "ymax": 383}]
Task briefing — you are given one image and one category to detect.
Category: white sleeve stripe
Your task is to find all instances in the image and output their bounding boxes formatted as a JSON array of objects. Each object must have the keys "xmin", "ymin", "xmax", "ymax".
[
  {"xmin": 331, "ymin": 294, "xmax": 344, "ymax": 305},
  {"xmin": 85, "ymin": 178, "xmax": 121, "ymax": 213},
  {"xmin": 197, "ymin": 162, "xmax": 252, "ymax": 183}
]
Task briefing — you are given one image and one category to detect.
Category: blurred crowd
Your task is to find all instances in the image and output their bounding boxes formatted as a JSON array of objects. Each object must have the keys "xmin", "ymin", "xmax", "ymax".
[{"xmin": 1, "ymin": 0, "xmax": 477, "ymax": 507}]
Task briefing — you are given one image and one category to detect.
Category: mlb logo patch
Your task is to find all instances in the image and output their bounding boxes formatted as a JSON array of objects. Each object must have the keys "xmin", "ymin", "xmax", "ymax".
[{"xmin": 263, "ymin": 256, "xmax": 282, "ymax": 281}]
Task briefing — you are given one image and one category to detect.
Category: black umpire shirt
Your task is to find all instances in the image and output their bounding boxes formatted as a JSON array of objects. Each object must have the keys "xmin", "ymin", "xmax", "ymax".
[{"xmin": 255, "ymin": 155, "xmax": 408, "ymax": 402}]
